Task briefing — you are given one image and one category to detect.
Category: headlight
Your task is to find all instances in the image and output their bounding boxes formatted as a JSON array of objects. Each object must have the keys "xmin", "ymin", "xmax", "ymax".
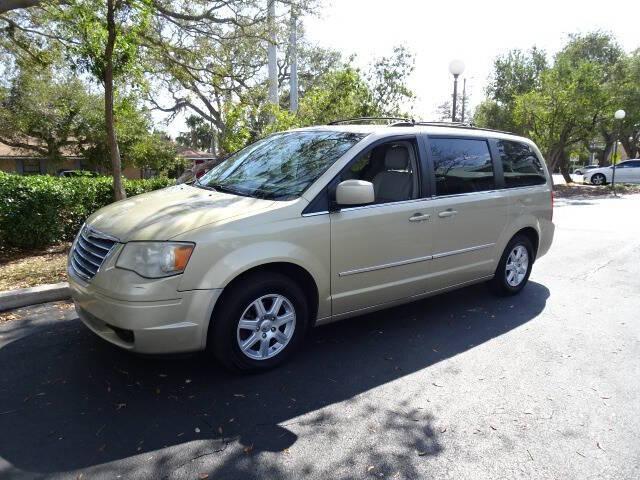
[{"xmin": 116, "ymin": 242, "xmax": 195, "ymax": 278}]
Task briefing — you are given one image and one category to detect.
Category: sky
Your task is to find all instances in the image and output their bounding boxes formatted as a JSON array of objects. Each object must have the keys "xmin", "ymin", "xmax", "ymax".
[{"xmin": 161, "ymin": 0, "xmax": 639, "ymax": 138}]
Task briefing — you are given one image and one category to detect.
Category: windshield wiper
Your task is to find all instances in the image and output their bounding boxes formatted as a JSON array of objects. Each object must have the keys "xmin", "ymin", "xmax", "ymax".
[
  {"xmin": 193, "ymin": 177, "xmax": 219, "ymax": 192},
  {"xmin": 208, "ymin": 183, "xmax": 249, "ymax": 197}
]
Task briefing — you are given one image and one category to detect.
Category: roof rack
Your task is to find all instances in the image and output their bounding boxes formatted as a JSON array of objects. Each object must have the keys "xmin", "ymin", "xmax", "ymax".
[
  {"xmin": 327, "ymin": 116, "xmax": 413, "ymax": 125},
  {"xmin": 326, "ymin": 117, "xmax": 515, "ymax": 135}
]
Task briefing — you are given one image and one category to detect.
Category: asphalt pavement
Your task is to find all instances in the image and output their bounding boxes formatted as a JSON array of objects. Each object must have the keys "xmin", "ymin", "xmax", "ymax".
[{"xmin": 1, "ymin": 194, "xmax": 639, "ymax": 480}]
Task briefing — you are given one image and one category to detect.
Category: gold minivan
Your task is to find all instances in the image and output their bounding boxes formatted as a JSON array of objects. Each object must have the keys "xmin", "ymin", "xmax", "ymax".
[{"xmin": 68, "ymin": 120, "xmax": 555, "ymax": 371}]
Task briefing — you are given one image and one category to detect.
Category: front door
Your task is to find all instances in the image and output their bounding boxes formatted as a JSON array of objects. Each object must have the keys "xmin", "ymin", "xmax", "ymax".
[
  {"xmin": 616, "ymin": 160, "xmax": 640, "ymax": 183},
  {"xmin": 330, "ymin": 138, "xmax": 434, "ymax": 315}
]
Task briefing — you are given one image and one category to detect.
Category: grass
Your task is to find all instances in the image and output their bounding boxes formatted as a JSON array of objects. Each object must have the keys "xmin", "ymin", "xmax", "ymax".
[{"xmin": 0, "ymin": 243, "xmax": 69, "ymax": 291}]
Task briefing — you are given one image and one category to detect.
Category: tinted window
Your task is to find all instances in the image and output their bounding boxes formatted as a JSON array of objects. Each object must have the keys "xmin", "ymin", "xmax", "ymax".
[
  {"xmin": 198, "ymin": 131, "xmax": 365, "ymax": 200},
  {"xmin": 429, "ymin": 138, "xmax": 494, "ymax": 195},
  {"xmin": 497, "ymin": 140, "xmax": 547, "ymax": 188}
]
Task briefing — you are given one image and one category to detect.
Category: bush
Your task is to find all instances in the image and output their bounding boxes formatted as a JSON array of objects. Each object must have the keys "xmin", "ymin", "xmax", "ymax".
[{"xmin": 0, "ymin": 173, "xmax": 174, "ymax": 250}]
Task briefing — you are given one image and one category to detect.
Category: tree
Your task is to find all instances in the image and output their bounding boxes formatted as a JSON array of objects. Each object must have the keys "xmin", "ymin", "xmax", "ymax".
[
  {"xmin": 610, "ymin": 49, "xmax": 640, "ymax": 159},
  {"xmin": 514, "ymin": 43, "xmax": 614, "ymax": 180},
  {"xmin": 0, "ymin": 62, "xmax": 102, "ymax": 163},
  {"xmin": 0, "ymin": 0, "xmax": 294, "ymax": 199},
  {"xmin": 176, "ymin": 115, "xmax": 214, "ymax": 151},
  {"xmin": 365, "ymin": 45, "xmax": 415, "ymax": 116},
  {"xmin": 473, "ymin": 47, "xmax": 547, "ymax": 133}
]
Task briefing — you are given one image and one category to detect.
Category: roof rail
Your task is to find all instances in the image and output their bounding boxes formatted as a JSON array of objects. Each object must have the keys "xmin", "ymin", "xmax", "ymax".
[
  {"xmin": 326, "ymin": 117, "xmax": 516, "ymax": 135},
  {"xmin": 327, "ymin": 116, "xmax": 413, "ymax": 125}
]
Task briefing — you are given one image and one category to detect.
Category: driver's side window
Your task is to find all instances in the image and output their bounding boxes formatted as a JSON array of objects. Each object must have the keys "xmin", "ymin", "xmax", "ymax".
[{"xmin": 341, "ymin": 140, "xmax": 419, "ymax": 204}]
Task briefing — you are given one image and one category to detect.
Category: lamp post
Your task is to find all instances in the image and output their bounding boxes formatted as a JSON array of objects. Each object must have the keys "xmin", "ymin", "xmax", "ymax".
[
  {"xmin": 611, "ymin": 109, "xmax": 626, "ymax": 196},
  {"xmin": 449, "ymin": 60, "xmax": 465, "ymax": 122}
]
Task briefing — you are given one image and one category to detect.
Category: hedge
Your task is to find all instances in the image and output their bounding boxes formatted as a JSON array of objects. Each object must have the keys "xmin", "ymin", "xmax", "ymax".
[{"xmin": 0, "ymin": 172, "xmax": 174, "ymax": 250}]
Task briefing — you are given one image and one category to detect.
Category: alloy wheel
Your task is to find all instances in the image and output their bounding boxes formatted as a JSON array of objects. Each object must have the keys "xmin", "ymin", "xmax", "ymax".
[
  {"xmin": 505, "ymin": 245, "xmax": 529, "ymax": 287},
  {"xmin": 236, "ymin": 294, "xmax": 296, "ymax": 360}
]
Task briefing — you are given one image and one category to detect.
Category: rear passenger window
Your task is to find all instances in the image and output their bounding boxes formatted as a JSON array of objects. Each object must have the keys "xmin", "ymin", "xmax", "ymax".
[
  {"xmin": 497, "ymin": 140, "xmax": 547, "ymax": 187},
  {"xmin": 429, "ymin": 138, "xmax": 494, "ymax": 196}
]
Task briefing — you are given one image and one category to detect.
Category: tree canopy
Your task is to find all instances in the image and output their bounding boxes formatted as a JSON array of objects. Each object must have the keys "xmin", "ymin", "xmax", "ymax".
[{"xmin": 474, "ymin": 32, "xmax": 639, "ymax": 181}]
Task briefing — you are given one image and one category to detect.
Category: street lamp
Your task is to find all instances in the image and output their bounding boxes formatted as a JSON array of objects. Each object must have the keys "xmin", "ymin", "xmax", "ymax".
[
  {"xmin": 449, "ymin": 60, "xmax": 465, "ymax": 122},
  {"xmin": 611, "ymin": 109, "xmax": 626, "ymax": 196}
]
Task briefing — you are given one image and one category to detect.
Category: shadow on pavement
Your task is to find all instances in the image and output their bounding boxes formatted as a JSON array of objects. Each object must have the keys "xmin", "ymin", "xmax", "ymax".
[{"xmin": 0, "ymin": 281, "xmax": 549, "ymax": 478}]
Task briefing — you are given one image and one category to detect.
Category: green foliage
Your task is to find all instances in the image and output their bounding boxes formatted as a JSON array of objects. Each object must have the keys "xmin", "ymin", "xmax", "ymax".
[
  {"xmin": 473, "ymin": 47, "xmax": 548, "ymax": 133},
  {"xmin": 474, "ymin": 31, "xmax": 637, "ymax": 177},
  {"xmin": 0, "ymin": 64, "xmax": 101, "ymax": 162},
  {"xmin": 0, "ymin": 172, "xmax": 173, "ymax": 250},
  {"xmin": 51, "ymin": 0, "xmax": 151, "ymax": 83}
]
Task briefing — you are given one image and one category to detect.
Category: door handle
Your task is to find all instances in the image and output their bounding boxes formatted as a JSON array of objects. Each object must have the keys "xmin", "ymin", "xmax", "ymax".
[
  {"xmin": 438, "ymin": 210, "xmax": 458, "ymax": 218},
  {"xmin": 409, "ymin": 213, "xmax": 430, "ymax": 222}
]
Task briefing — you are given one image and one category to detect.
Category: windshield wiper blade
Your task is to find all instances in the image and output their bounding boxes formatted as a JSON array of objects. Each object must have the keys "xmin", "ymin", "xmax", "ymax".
[{"xmin": 208, "ymin": 183, "xmax": 247, "ymax": 196}]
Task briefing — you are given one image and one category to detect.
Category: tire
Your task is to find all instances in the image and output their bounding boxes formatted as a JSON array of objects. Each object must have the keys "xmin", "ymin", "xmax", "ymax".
[
  {"xmin": 490, "ymin": 235, "xmax": 534, "ymax": 296},
  {"xmin": 208, "ymin": 272, "xmax": 310, "ymax": 372},
  {"xmin": 591, "ymin": 173, "xmax": 607, "ymax": 185}
]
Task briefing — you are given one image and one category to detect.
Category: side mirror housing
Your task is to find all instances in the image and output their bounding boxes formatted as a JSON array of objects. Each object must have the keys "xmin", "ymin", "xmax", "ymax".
[{"xmin": 335, "ymin": 180, "xmax": 375, "ymax": 207}]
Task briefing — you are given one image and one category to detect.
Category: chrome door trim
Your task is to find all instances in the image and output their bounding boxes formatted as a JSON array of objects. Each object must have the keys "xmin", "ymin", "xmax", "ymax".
[
  {"xmin": 338, "ymin": 243, "xmax": 495, "ymax": 277},
  {"xmin": 431, "ymin": 243, "xmax": 495, "ymax": 260},
  {"xmin": 338, "ymin": 254, "xmax": 434, "ymax": 277}
]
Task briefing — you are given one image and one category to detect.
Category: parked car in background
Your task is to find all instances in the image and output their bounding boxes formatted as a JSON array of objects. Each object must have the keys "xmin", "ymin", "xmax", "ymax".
[
  {"xmin": 583, "ymin": 160, "xmax": 640, "ymax": 185},
  {"xmin": 58, "ymin": 170, "xmax": 99, "ymax": 178},
  {"xmin": 68, "ymin": 119, "xmax": 555, "ymax": 372},
  {"xmin": 573, "ymin": 165, "xmax": 599, "ymax": 175}
]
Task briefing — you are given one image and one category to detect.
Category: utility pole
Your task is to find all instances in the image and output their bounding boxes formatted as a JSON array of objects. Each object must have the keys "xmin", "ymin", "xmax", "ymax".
[
  {"xmin": 267, "ymin": 0, "xmax": 278, "ymax": 108},
  {"xmin": 289, "ymin": 7, "xmax": 298, "ymax": 112},
  {"xmin": 460, "ymin": 78, "xmax": 467, "ymax": 123}
]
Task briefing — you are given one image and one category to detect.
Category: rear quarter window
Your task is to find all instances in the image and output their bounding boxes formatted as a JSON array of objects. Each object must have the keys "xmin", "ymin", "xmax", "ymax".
[{"xmin": 497, "ymin": 140, "xmax": 547, "ymax": 188}]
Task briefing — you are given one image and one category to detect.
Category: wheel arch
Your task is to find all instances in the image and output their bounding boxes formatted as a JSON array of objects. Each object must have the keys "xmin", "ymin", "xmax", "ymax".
[
  {"xmin": 210, "ymin": 261, "xmax": 320, "ymax": 330},
  {"xmin": 513, "ymin": 226, "xmax": 540, "ymax": 260}
]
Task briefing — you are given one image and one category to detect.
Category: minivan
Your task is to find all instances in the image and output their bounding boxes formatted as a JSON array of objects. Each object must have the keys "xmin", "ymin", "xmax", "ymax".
[{"xmin": 68, "ymin": 119, "xmax": 555, "ymax": 371}]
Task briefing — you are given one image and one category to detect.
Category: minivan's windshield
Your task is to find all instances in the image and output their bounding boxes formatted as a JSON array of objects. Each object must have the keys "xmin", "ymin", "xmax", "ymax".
[{"xmin": 196, "ymin": 130, "xmax": 365, "ymax": 200}]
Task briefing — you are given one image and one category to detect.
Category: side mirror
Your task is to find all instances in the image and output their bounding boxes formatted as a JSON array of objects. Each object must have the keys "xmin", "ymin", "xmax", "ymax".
[{"xmin": 335, "ymin": 179, "xmax": 375, "ymax": 207}]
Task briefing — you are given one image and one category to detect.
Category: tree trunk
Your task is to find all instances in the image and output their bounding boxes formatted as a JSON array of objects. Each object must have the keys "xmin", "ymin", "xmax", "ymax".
[
  {"xmin": 621, "ymin": 137, "xmax": 639, "ymax": 159},
  {"xmin": 105, "ymin": 0, "xmax": 125, "ymax": 201},
  {"xmin": 559, "ymin": 155, "xmax": 572, "ymax": 183}
]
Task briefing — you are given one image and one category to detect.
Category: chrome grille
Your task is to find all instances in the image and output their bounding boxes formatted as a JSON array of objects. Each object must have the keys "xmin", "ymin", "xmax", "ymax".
[{"xmin": 69, "ymin": 226, "xmax": 118, "ymax": 281}]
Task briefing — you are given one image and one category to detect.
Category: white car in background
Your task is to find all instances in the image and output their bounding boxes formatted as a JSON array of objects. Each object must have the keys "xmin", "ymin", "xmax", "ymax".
[{"xmin": 583, "ymin": 160, "xmax": 640, "ymax": 185}]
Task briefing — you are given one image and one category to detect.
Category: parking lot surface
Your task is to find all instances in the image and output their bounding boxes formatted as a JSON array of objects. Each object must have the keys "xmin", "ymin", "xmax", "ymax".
[{"xmin": 1, "ymin": 194, "xmax": 639, "ymax": 480}]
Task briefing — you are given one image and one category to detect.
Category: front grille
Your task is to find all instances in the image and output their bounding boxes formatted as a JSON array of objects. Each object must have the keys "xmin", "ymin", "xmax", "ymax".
[{"xmin": 70, "ymin": 226, "xmax": 118, "ymax": 281}]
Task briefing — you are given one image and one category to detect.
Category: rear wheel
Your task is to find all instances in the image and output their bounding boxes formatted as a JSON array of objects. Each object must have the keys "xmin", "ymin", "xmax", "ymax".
[
  {"xmin": 591, "ymin": 173, "xmax": 606, "ymax": 185},
  {"xmin": 490, "ymin": 235, "xmax": 534, "ymax": 296},
  {"xmin": 208, "ymin": 272, "xmax": 310, "ymax": 372}
]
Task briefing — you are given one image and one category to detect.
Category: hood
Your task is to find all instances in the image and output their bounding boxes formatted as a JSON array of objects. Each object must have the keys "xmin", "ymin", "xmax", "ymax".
[{"xmin": 87, "ymin": 184, "xmax": 275, "ymax": 241}]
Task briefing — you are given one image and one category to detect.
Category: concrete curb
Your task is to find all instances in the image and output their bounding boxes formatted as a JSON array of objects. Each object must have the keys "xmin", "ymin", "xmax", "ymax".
[{"xmin": 0, "ymin": 282, "xmax": 71, "ymax": 312}]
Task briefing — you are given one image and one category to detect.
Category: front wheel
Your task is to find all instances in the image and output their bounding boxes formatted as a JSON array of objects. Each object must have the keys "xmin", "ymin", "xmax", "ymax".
[
  {"xmin": 208, "ymin": 272, "xmax": 310, "ymax": 372},
  {"xmin": 590, "ymin": 173, "xmax": 607, "ymax": 185},
  {"xmin": 490, "ymin": 235, "xmax": 534, "ymax": 296}
]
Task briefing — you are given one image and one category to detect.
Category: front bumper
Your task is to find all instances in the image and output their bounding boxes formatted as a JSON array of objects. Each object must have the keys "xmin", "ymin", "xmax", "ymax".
[{"xmin": 69, "ymin": 273, "xmax": 222, "ymax": 354}]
